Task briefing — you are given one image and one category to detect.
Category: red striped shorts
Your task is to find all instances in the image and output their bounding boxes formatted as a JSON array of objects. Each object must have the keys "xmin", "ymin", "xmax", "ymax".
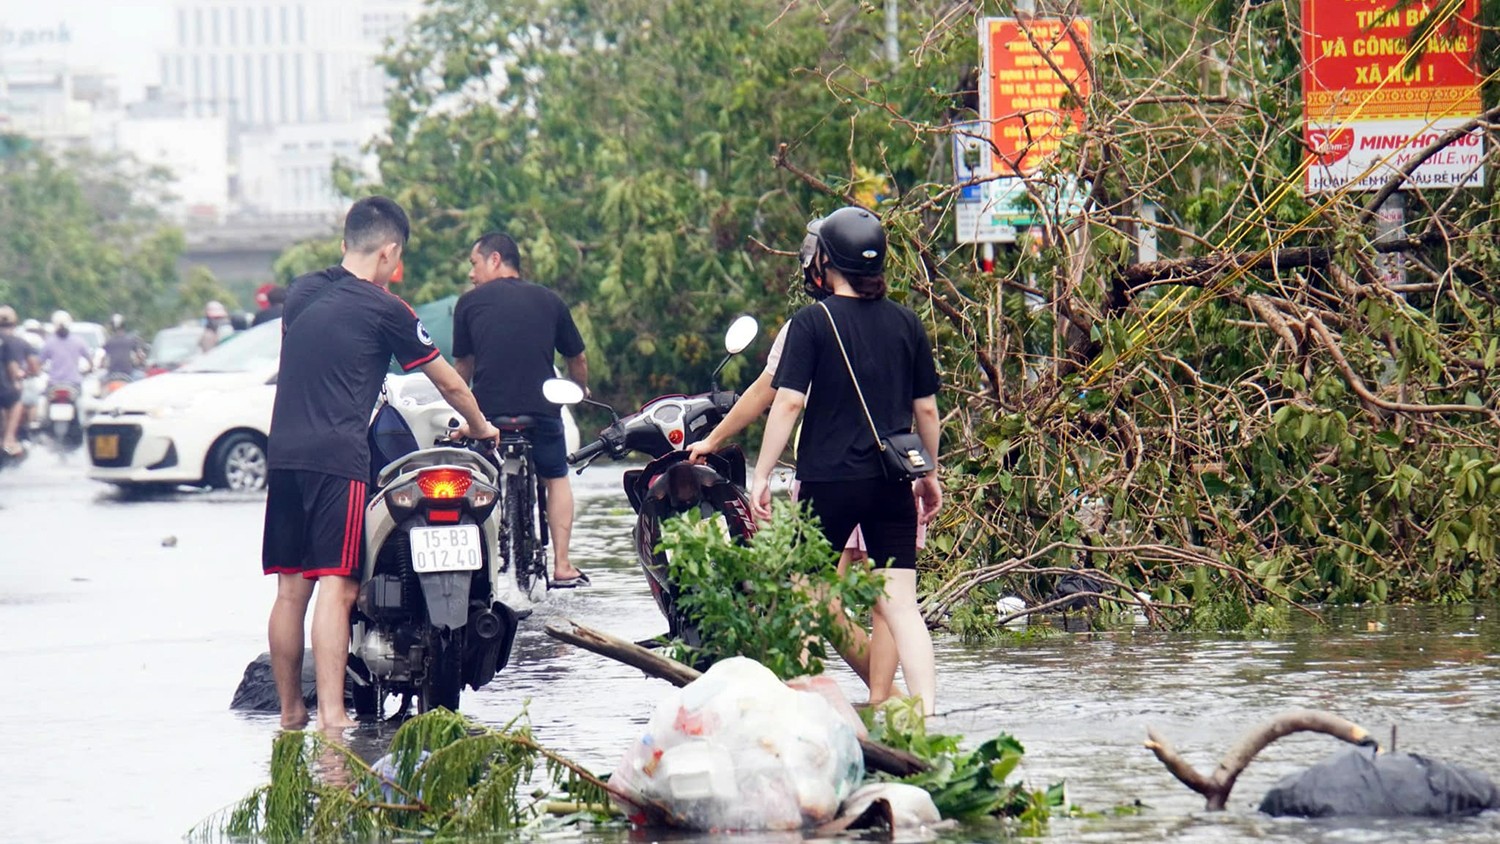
[{"xmin": 261, "ymin": 469, "xmax": 367, "ymax": 579}]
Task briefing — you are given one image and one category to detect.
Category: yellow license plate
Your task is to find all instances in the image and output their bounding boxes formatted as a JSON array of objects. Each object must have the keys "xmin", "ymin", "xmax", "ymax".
[{"xmin": 92, "ymin": 434, "xmax": 119, "ymax": 460}]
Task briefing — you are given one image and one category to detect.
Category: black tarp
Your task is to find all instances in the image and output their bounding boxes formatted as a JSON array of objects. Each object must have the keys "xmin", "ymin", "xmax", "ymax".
[
  {"xmin": 1260, "ymin": 747, "xmax": 1500, "ymax": 817},
  {"xmin": 229, "ymin": 650, "xmax": 317, "ymax": 712}
]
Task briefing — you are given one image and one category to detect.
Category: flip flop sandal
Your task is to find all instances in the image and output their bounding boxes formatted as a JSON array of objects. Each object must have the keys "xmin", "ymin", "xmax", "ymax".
[{"xmin": 551, "ymin": 570, "xmax": 592, "ymax": 589}]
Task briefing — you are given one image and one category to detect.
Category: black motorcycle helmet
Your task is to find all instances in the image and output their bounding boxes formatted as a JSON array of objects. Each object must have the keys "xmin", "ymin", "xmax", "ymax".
[{"xmin": 800, "ymin": 206, "xmax": 887, "ymax": 300}]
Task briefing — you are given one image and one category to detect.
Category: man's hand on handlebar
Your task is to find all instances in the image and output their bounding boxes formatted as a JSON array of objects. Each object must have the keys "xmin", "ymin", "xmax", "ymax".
[
  {"xmin": 452, "ymin": 419, "xmax": 501, "ymax": 448},
  {"xmin": 685, "ymin": 438, "xmax": 718, "ymax": 465}
]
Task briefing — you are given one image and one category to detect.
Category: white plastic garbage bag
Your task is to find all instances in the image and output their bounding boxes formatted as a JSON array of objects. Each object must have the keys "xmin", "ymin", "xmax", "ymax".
[{"xmin": 611, "ymin": 656, "xmax": 865, "ymax": 830}]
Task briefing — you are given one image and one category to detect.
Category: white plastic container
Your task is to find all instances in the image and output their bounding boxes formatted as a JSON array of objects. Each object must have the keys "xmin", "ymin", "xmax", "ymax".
[
  {"xmin": 656, "ymin": 743, "xmax": 737, "ymax": 803},
  {"xmin": 996, "ymin": 595, "xmax": 1028, "ymax": 627}
]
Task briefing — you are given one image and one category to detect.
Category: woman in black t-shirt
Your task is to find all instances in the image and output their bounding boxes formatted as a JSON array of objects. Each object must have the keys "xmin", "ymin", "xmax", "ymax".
[{"xmin": 751, "ymin": 207, "xmax": 942, "ymax": 715}]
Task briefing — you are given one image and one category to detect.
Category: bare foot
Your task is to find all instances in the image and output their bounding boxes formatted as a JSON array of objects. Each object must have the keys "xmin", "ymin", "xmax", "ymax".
[
  {"xmin": 317, "ymin": 709, "xmax": 357, "ymax": 730},
  {"xmin": 553, "ymin": 563, "xmax": 583, "ymax": 581},
  {"xmin": 280, "ymin": 705, "xmax": 310, "ymax": 730}
]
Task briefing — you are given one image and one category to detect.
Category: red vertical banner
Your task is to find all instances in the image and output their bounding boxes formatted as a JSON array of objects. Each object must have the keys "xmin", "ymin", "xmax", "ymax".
[{"xmin": 980, "ymin": 17, "xmax": 1092, "ymax": 177}]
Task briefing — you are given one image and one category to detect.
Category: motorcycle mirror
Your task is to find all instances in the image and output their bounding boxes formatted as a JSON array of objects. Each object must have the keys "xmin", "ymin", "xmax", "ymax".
[
  {"xmin": 723, "ymin": 315, "xmax": 759, "ymax": 355},
  {"xmin": 542, "ymin": 378, "xmax": 585, "ymax": 406}
]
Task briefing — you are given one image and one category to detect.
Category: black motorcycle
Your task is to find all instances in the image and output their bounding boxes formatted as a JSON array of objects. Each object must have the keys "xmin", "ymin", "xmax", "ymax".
[{"xmin": 555, "ymin": 316, "xmax": 761, "ymax": 645}]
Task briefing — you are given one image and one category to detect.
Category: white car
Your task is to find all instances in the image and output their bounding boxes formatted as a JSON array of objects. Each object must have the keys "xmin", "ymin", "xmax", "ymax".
[
  {"xmin": 86, "ymin": 319, "xmax": 280, "ymax": 490},
  {"xmin": 86, "ymin": 318, "xmax": 581, "ymax": 491}
]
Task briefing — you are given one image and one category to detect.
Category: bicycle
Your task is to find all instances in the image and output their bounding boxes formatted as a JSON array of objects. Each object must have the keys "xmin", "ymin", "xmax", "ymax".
[{"xmin": 492, "ymin": 415, "xmax": 552, "ymax": 603}]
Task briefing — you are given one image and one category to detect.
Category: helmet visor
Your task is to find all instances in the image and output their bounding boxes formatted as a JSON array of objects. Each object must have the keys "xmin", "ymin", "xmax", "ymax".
[{"xmin": 798, "ymin": 232, "xmax": 819, "ymax": 271}]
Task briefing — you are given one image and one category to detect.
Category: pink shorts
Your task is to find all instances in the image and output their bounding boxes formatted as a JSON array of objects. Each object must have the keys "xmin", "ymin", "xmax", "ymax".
[{"xmin": 790, "ymin": 480, "xmax": 927, "ymax": 553}]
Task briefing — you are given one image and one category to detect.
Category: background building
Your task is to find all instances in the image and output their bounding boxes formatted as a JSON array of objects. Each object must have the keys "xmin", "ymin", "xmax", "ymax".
[
  {"xmin": 0, "ymin": 59, "xmax": 118, "ymax": 151},
  {"xmin": 0, "ymin": 2, "xmax": 421, "ymax": 285},
  {"xmin": 157, "ymin": 0, "xmax": 419, "ymax": 219}
]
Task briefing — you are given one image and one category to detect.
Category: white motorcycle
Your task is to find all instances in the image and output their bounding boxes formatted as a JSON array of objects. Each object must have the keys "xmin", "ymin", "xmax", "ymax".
[{"xmin": 345, "ymin": 377, "xmax": 533, "ymax": 717}]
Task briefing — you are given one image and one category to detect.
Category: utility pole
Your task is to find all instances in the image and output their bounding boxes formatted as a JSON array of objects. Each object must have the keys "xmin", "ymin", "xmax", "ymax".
[{"xmin": 885, "ymin": 0, "xmax": 899, "ymax": 68}]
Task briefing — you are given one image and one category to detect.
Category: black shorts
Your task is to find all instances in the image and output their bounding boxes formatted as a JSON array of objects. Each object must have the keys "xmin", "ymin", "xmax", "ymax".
[
  {"xmin": 797, "ymin": 478, "xmax": 918, "ymax": 570},
  {"xmin": 262, "ymin": 469, "xmax": 368, "ymax": 579},
  {"xmin": 0, "ymin": 388, "xmax": 18, "ymax": 410}
]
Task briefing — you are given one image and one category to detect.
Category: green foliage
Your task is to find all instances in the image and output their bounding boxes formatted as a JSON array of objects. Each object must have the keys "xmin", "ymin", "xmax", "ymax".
[
  {"xmin": 190, "ymin": 709, "xmax": 613, "ymax": 842},
  {"xmin": 0, "ymin": 140, "xmax": 190, "ymax": 330},
  {"xmin": 272, "ymin": 238, "xmax": 343, "ymax": 287},
  {"xmin": 863, "ymin": 698, "xmax": 1068, "ymax": 830},
  {"xmin": 339, "ymin": 0, "xmax": 922, "ymax": 400},
  {"xmin": 309, "ymin": 0, "xmax": 1500, "ymax": 618},
  {"xmin": 177, "ymin": 266, "xmax": 239, "ymax": 315},
  {"xmin": 658, "ymin": 497, "xmax": 886, "ymax": 679}
]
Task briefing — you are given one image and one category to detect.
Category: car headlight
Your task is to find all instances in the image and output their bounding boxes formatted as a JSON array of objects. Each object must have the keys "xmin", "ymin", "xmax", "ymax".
[{"xmin": 148, "ymin": 403, "xmax": 191, "ymax": 419}]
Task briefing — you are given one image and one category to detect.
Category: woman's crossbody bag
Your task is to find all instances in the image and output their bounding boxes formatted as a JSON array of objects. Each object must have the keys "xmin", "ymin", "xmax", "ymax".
[{"xmin": 818, "ymin": 301, "xmax": 934, "ymax": 483}]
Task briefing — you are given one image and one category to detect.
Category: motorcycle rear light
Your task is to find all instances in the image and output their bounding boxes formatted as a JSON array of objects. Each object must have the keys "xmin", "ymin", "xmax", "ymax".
[
  {"xmin": 389, "ymin": 484, "xmax": 419, "ymax": 510},
  {"xmin": 471, "ymin": 487, "xmax": 495, "ymax": 507},
  {"xmin": 427, "ymin": 508, "xmax": 461, "ymax": 524},
  {"xmin": 50, "ymin": 389, "xmax": 73, "ymax": 401},
  {"xmin": 418, "ymin": 468, "xmax": 471, "ymax": 499}
]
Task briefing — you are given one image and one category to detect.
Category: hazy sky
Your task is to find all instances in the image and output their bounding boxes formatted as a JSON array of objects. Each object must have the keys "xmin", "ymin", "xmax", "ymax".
[{"xmin": 0, "ymin": 0, "xmax": 175, "ymax": 100}]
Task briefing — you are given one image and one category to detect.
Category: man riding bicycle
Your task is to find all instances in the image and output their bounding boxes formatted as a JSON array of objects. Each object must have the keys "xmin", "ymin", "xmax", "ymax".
[{"xmin": 453, "ymin": 232, "xmax": 590, "ymax": 588}]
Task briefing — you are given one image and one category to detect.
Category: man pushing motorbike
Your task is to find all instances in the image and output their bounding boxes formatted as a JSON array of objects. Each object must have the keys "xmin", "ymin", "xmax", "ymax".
[{"xmin": 263, "ymin": 196, "xmax": 499, "ymax": 730}]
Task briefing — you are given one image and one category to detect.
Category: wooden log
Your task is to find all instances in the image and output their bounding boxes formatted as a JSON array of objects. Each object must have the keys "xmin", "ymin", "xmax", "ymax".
[
  {"xmin": 544, "ymin": 618, "xmax": 931, "ymax": 777},
  {"xmin": 545, "ymin": 619, "xmax": 702, "ymax": 688},
  {"xmin": 1145, "ymin": 709, "xmax": 1376, "ymax": 810}
]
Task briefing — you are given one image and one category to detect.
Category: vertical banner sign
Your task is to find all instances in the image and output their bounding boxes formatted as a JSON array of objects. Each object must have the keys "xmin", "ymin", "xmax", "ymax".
[
  {"xmin": 959, "ymin": 17, "xmax": 1091, "ymax": 244},
  {"xmin": 981, "ymin": 17, "xmax": 1092, "ymax": 176},
  {"xmin": 1302, "ymin": 0, "xmax": 1484, "ymax": 193}
]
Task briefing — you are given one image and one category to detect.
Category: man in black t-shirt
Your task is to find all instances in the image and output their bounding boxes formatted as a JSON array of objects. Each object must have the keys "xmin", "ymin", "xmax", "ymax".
[
  {"xmin": 262, "ymin": 196, "xmax": 500, "ymax": 730},
  {"xmin": 453, "ymin": 232, "xmax": 591, "ymax": 587}
]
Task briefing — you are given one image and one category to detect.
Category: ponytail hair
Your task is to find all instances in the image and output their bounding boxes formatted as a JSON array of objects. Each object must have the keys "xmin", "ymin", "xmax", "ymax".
[{"xmin": 846, "ymin": 272, "xmax": 887, "ymax": 299}]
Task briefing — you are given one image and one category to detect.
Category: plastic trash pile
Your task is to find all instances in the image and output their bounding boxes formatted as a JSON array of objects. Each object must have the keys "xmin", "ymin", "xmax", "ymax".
[{"xmin": 611, "ymin": 656, "xmax": 865, "ymax": 830}]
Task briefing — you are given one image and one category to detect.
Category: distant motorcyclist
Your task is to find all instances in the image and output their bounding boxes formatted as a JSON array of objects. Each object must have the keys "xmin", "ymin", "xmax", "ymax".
[
  {"xmin": 252, "ymin": 285, "xmax": 287, "ymax": 327},
  {"xmin": 103, "ymin": 314, "xmax": 148, "ymax": 377},
  {"xmin": 16, "ymin": 319, "xmax": 45, "ymax": 438},
  {"xmin": 40, "ymin": 311, "xmax": 92, "ymax": 390},
  {"xmin": 0, "ymin": 306, "xmax": 36, "ymax": 456},
  {"xmin": 200, "ymin": 301, "xmax": 233, "ymax": 352}
]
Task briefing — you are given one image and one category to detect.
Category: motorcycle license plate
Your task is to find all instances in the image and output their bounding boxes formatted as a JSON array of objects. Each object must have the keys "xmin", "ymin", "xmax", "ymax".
[
  {"xmin": 49, "ymin": 403, "xmax": 76, "ymax": 422},
  {"xmin": 92, "ymin": 434, "xmax": 119, "ymax": 460},
  {"xmin": 410, "ymin": 525, "xmax": 482, "ymax": 573}
]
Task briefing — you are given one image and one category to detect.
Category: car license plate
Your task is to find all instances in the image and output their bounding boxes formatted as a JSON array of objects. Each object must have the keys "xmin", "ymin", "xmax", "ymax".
[
  {"xmin": 92, "ymin": 434, "xmax": 120, "ymax": 460},
  {"xmin": 49, "ymin": 403, "xmax": 76, "ymax": 422},
  {"xmin": 410, "ymin": 525, "xmax": 482, "ymax": 573}
]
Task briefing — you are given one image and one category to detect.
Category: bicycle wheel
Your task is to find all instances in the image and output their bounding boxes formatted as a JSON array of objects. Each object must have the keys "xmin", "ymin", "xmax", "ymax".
[
  {"xmin": 534, "ymin": 473, "xmax": 551, "ymax": 577},
  {"xmin": 502, "ymin": 469, "xmax": 530, "ymax": 592}
]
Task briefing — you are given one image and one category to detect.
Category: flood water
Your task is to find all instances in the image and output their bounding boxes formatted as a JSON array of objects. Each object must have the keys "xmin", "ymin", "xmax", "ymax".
[{"xmin": 4, "ymin": 455, "xmax": 1500, "ymax": 843}]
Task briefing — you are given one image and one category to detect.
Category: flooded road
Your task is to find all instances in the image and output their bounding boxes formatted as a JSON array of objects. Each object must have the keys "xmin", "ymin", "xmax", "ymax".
[{"xmin": 4, "ymin": 455, "xmax": 1500, "ymax": 843}]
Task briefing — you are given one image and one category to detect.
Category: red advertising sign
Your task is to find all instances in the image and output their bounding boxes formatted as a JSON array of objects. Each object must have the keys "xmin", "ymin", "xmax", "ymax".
[
  {"xmin": 980, "ymin": 17, "xmax": 1092, "ymax": 177},
  {"xmin": 1302, "ymin": 0, "xmax": 1484, "ymax": 192}
]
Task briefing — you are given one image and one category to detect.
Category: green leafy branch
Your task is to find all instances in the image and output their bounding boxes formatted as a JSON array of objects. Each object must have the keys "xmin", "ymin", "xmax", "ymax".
[
  {"xmin": 659, "ymin": 497, "xmax": 887, "ymax": 679},
  {"xmin": 189, "ymin": 710, "xmax": 617, "ymax": 842}
]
